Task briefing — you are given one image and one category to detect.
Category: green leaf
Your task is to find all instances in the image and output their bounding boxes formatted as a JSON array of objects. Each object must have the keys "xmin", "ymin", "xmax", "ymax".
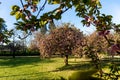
[
  {"xmin": 97, "ymin": 2, "xmax": 102, "ymax": 9},
  {"xmin": 81, "ymin": 20, "xmax": 86, "ymax": 26},
  {"xmin": 107, "ymin": 15, "xmax": 113, "ymax": 19},
  {"xmin": 31, "ymin": 15, "xmax": 36, "ymax": 21},
  {"xmin": 11, "ymin": 5, "xmax": 16, "ymax": 10},
  {"xmin": 24, "ymin": 10, "xmax": 31, "ymax": 15},
  {"xmin": 32, "ymin": 0, "xmax": 40, "ymax": 4},
  {"xmin": 11, "ymin": 5, "xmax": 20, "ymax": 11},
  {"xmin": 40, "ymin": 20, "xmax": 47, "ymax": 26},
  {"xmin": 10, "ymin": 11, "xmax": 16, "ymax": 15},
  {"xmin": 66, "ymin": 3, "xmax": 72, "ymax": 8},
  {"xmin": 82, "ymin": 0, "xmax": 90, "ymax": 4},
  {"xmin": 52, "ymin": 0, "xmax": 60, "ymax": 4},
  {"xmin": 15, "ymin": 12, "xmax": 21, "ymax": 20},
  {"xmin": 48, "ymin": 0, "xmax": 52, "ymax": 4},
  {"xmin": 21, "ymin": 13, "xmax": 26, "ymax": 21}
]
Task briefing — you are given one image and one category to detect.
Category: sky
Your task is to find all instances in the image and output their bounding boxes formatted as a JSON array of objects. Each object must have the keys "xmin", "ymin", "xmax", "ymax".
[{"xmin": 0, "ymin": 0, "xmax": 120, "ymax": 34}]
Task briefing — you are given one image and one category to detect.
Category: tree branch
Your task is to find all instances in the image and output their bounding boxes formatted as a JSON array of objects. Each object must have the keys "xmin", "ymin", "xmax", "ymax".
[
  {"xmin": 18, "ymin": 31, "xmax": 32, "ymax": 40},
  {"xmin": 62, "ymin": 7, "xmax": 70, "ymax": 14},
  {"xmin": 36, "ymin": 0, "xmax": 47, "ymax": 18},
  {"xmin": 103, "ymin": 35, "xmax": 111, "ymax": 45},
  {"xmin": 20, "ymin": 0, "xmax": 24, "ymax": 8}
]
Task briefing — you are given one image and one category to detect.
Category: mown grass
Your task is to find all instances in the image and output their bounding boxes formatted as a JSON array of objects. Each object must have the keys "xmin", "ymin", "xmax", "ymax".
[{"xmin": 0, "ymin": 56, "xmax": 120, "ymax": 80}]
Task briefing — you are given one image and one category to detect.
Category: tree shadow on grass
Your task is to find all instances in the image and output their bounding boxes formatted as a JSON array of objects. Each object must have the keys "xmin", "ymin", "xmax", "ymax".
[
  {"xmin": 0, "ymin": 72, "xmax": 51, "ymax": 80},
  {"xmin": 0, "ymin": 57, "xmax": 55, "ymax": 67},
  {"xmin": 52, "ymin": 57, "xmax": 120, "ymax": 72},
  {"xmin": 101, "ymin": 57, "xmax": 120, "ymax": 69},
  {"xmin": 102, "ymin": 57, "xmax": 120, "ymax": 62},
  {"xmin": 52, "ymin": 61, "xmax": 93, "ymax": 72},
  {"xmin": 0, "ymin": 72, "xmax": 41, "ymax": 78}
]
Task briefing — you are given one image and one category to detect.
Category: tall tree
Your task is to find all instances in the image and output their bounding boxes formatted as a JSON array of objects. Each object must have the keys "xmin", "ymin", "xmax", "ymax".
[{"xmin": 0, "ymin": 18, "xmax": 13, "ymax": 43}]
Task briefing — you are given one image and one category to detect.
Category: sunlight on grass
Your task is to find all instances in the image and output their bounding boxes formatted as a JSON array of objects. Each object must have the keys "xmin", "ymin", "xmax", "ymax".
[
  {"xmin": 0, "ymin": 57, "xmax": 74, "ymax": 80},
  {"xmin": 0, "ymin": 57, "xmax": 120, "ymax": 80}
]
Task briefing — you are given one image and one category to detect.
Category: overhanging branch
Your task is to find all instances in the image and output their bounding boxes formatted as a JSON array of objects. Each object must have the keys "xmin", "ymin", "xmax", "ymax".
[
  {"xmin": 20, "ymin": 0, "xmax": 24, "ymax": 8},
  {"xmin": 36, "ymin": 0, "xmax": 47, "ymax": 18},
  {"xmin": 62, "ymin": 7, "xmax": 70, "ymax": 14}
]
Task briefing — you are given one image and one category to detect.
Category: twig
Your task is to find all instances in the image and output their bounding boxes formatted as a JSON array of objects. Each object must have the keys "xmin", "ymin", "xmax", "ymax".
[
  {"xmin": 36, "ymin": 0, "xmax": 47, "ymax": 18},
  {"xmin": 18, "ymin": 31, "xmax": 32, "ymax": 40},
  {"xmin": 103, "ymin": 35, "xmax": 111, "ymax": 45},
  {"xmin": 62, "ymin": 8, "xmax": 70, "ymax": 14},
  {"xmin": 20, "ymin": 0, "xmax": 24, "ymax": 8}
]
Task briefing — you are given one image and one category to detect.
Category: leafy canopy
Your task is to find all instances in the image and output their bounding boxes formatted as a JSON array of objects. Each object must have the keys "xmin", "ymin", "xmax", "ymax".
[
  {"xmin": 10, "ymin": 0, "xmax": 102, "ymax": 33},
  {"xmin": 0, "ymin": 18, "xmax": 13, "ymax": 43}
]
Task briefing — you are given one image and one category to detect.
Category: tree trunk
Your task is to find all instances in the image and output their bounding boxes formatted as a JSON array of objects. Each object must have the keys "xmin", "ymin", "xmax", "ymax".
[
  {"xmin": 13, "ymin": 51, "xmax": 15, "ymax": 58},
  {"xmin": 12, "ymin": 48, "xmax": 15, "ymax": 58},
  {"xmin": 64, "ymin": 55, "xmax": 68, "ymax": 66}
]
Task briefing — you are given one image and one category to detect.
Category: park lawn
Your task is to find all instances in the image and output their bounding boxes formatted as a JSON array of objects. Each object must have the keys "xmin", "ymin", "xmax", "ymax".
[
  {"xmin": 0, "ymin": 56, "xmax": 120, "ymax": 80},
  {"xmin": 0, "ymin": 57, "xmax": 93, "ymax": 80}
]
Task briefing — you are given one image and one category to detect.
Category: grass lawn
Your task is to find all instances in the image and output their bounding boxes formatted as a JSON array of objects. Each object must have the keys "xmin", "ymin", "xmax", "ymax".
[{"xmin": 0, "ymin": 56, "xmax": 120, "ymax": 80}]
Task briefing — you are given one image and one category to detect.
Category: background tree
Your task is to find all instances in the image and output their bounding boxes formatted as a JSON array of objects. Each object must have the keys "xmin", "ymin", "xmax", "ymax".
[
  {"xmin": 0, "ymin": 18, "xmax": 13, "ymax": 43},
  {"xmin": 29, "ymin": 39, "xmax": 39, "ymax": 52},
  {"xmin": 0, "ymin": 18, "xmax": 13, "ymax": 56},
  {"xmin": 86, "ymin": 32, "xmax": 110, "ymax": 54},
  {"xmin": 37, "ymin": 23, "xmax": 84, "ymax": 65}
]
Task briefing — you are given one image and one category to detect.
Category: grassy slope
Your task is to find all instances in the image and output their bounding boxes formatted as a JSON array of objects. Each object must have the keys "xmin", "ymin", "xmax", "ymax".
[{"xmin": 0, "ymin": 56, "xmax": 120, "ymax": 80}]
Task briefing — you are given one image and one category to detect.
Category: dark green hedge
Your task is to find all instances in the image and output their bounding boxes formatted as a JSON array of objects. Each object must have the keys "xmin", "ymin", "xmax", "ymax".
[{"xmin": 0, "ymin": 50, "xmax": 40, "ymax": 56}]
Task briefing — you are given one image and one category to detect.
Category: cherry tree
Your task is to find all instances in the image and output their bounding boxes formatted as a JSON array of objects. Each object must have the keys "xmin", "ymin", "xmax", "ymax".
[{"xmin": 38, "ymin": 23, "xmax": 84, "ymax": 65}]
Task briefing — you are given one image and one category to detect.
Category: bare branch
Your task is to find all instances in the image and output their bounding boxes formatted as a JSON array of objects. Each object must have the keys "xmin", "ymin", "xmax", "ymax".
[
  {"xmin": 62, "ymin": 8, "xmax": 70, "ymax": 14},
  {"xmin": 20, "ymin": 0, "xmax": 24, "ymax": 8},
  {"xmin": 36, "ymin": 0, "xmax": 47, "ymax": 18},
  {"xmin": 103, "ymin": 35, "xmax": 111, "ymax": 45},
  {"xmin": 18, "ymin": 31, "xmax": 32, "ymax": 40}
]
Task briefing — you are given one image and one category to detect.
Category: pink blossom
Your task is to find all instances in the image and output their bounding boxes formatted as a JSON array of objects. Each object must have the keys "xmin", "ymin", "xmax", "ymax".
[
  {"xmin": 109, "ymin": 44, "xmax": 120, "ymax": 56},
  {"xmin": 98, "ymin": 30, "xmax": 110, "ymax": 36},
  {"xmin": 25, "ymin": 16, "xmax": 29, "ymax": 20}
]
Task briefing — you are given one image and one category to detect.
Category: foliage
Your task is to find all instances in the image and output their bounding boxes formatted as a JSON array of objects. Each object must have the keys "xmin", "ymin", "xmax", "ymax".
[
  {"xmin": 0, "ymin": 18, "xmax": 13, "ymax": 44},
  {"xmin": 29, "ymin": 39, "xmax": 39, "ymax": 52},
  {"xmin": 10, "ymin": 0, "xmax": 102, "ymax": 32},
  {"xmin": 8, "ymin": 40, "xmax": 26, "ymax": 51},
  {"xmin": 85, "ymin": 32, "xmax": 113, "ymax": 55},
  {"xmin": 82, "ymin": 33, "xmax": 120, "ymax": 79}
]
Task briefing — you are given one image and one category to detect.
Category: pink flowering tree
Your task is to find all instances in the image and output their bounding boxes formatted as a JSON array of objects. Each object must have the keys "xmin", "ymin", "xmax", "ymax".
[{"xmin": 38, "ymin": 24, "xmax": 84, "ymax": 65}]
